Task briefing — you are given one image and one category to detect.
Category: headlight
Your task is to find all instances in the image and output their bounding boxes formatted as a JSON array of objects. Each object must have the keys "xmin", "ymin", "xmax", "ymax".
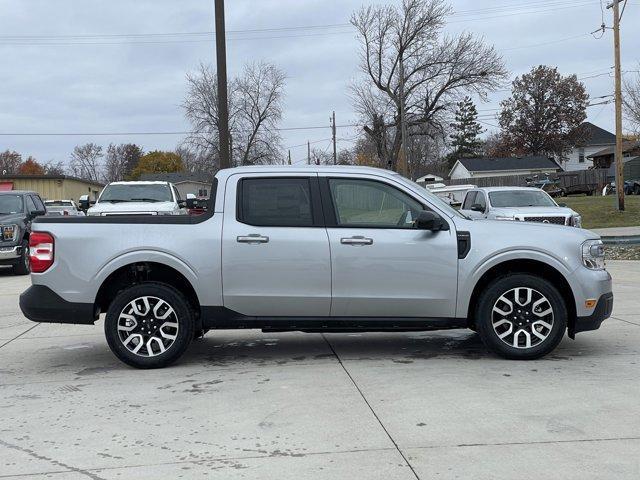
[
  {"xmin": 582, "ymin": 239, "xmax": 605, "ymax": 270},
  {"xmin": 571, "ymin": 215, "xmax": 582, "ymax": 228},
  {"xmin": 494, "ymin": 215, "xmax": 516, "ymax": 221},
  {"xmin": 1, "ymin": 224, "xmax": 18, "ymax": 242}
]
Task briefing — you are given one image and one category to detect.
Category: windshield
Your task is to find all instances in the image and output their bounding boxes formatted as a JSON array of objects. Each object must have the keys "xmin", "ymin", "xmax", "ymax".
[
  {"xmin": 45, "ymin": 200, "xmax": 73, "ymax": 207},
  {"xmin": 0, "ymin": 195, "xmax": 23, "ymax": 214},
  {"xmin": 99, "ymin": 184, "xmax": 173, "ymax": 203},
  {"xmin": 489, "ymin": 190, "xmax": 557, "ymax": 208},
  {"xmin": 394, "ymin": 175, "xmax": 467, "ymax": 219}
]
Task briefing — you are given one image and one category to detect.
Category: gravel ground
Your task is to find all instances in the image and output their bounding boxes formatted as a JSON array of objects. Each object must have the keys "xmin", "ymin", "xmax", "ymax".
[{"xmin": 606, "ymin": 245, "xmax": 640, "ymax": 260}]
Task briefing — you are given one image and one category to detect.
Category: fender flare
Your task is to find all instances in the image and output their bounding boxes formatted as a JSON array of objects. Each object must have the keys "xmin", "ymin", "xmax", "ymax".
[{"xmin": 457, "ymin": 248, "xmax": 578, "ymax": 318}]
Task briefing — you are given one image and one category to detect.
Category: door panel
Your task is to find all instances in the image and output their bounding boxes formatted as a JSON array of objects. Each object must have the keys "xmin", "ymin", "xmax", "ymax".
[
  {"xmin": 321, "ymin": 175, "xmax": 458, "ymax": 318},
  {"xmin": 221, "ymin": 174, "xmax": 331, "ymax": 317}
]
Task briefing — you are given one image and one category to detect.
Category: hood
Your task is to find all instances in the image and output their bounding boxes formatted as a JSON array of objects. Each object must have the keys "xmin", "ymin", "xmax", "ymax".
[
  {"xmin": 0, "ymin": 212, "xmax": 26, "ymax": 225},
  {"xmin": 88, "ymin": 201, "xmax": 177, "ymax": 215},
  {"xmin": 490, "ymin": 206, "xmax": 577, "ymax": 217}
]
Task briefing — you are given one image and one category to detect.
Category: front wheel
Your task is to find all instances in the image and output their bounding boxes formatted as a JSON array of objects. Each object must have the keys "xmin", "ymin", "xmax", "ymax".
[
  {"xmin": 475, "ymin": 274, "xmax": 567, "ymax": 360},
  {"xmin": 104, "ymin": 283, "xmax": 195, "ymax": 368}
]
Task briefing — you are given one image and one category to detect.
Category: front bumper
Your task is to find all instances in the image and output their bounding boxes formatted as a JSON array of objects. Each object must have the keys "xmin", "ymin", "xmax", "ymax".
[
  {"xmin": 20, "ymin": 285, "xmax": 97, "ymax": 325},
  {"xmin": 570, "ymin": 292, "xmax": 614, "ymax": 337},
  {"xmin": 0, "ymin": 245, "xmax": 21, "ymax": 264}
]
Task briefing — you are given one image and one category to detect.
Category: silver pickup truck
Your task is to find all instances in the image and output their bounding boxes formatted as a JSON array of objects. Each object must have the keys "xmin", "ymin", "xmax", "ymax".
[{"xmin": 20, "ymin": 166, "xmax": 613, "ymax": 368}]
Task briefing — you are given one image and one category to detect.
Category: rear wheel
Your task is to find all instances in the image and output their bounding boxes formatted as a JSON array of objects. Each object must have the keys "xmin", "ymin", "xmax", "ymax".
[
  {"xmin": 475, "ymin": 274, "xmax": 567, "ymax": 360},
  {"xmin": 104, "ymin": 283, "xmax": 195, "ymax": 368},
  {"xmin": 12, "ymin": 240, "xmax": 30, "ymax": 276}
]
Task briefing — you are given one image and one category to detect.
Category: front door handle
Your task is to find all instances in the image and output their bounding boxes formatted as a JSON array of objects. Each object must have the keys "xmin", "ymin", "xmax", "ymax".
[
  {"xmin": 237, "ymin": 234, "xmax": 269, "ymax": 244},
  {"xmin": 340, "ymin": 236, "xmax": 373, "ymax": 246}
]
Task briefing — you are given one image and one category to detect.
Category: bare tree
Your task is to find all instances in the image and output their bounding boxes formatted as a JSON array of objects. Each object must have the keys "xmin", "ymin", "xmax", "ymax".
[
  {"xmin": 175, "ymin": 145, "xmax": 216, "ymax": 181},
  {"xmin": 70, "ymin": 143, "xmax": 103, "ymax": 181},
  {"xmin": 183, "ymin": 61, "xmax": 286, "ymax": 167},
  {"xmin": 42, "ymin": 160, "xmax": 66, "ymax": 176},
  {"xmin": 103, "ymin": 143, "xmax": 143, "ymax": 182},
  {"xmin": 0, "ymin": 150, "xmax": 22, "ymax": 174},
  {"xmin": 624, "ymin": 67, "xmax": 640, "ymax": 133},
  {"xmin": 351, "ymin": 0, "xmax": 507, "ymax": 170}
]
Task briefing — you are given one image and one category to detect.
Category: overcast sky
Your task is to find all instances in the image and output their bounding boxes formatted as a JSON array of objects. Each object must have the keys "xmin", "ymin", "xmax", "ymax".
[{"xmin": 0, "ymin": 0, "xmax": 638, "ymax": 167}]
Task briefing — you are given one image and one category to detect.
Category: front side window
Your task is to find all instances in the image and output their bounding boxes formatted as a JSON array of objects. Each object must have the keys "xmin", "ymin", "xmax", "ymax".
[
  {"xmin": 328, "ymin": 178, "xmax": 423, "ymax": 228},
  {"xmin": 25, "ymin": 196, "xmax": 37, "ymax": 212},
  {"xmin": 475, "ymin": 192, "xmax": 487, "ymax": 211},
  {"xmin": 462, "ymin": 191, "xmax": 477, "ymax": 210},
  {"xmin": 239, "ymin": 178, "xmax": 313, "ymax": 227}
]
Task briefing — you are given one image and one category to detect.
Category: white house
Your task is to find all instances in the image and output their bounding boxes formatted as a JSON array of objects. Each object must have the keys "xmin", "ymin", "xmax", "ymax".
[
  {"xmin": 449, "ymin": 156, "xmax": 560, "ymax": 180},
  {"xmin": 562, "ymin": 122, "xmax": 616, "ymax": 171}
]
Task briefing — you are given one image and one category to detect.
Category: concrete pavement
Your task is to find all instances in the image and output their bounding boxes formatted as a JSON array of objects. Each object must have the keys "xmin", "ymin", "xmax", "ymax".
[{"xmin": 0, "ymin": 262, "xmax": 639, "ymax": 479}]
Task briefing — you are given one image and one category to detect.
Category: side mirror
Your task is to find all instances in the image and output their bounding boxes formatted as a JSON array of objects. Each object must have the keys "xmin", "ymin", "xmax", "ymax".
[
  {"xmin": 470, "ymin": 203, "xmax": 485, "ymax": 213},
  {"xmin": 557, "ymin": 202, "xmax": 567, "ymax": 207},
  {"xmin": 415, "ymin": 211, "xmax": 449, "ymax": 231},
  {"xmin": 78, "ymin": 195, "xmax": 95, "ymax": 210}
]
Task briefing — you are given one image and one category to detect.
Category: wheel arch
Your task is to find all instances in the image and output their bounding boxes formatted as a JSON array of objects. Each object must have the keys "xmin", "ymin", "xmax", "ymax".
[
  {"xmin": 95, "ymin": 262, "xmax": 201, "ymax": 324},
  {"xmin": 465, "ymin": 258, "xmax": 576, "ymax": 335}
]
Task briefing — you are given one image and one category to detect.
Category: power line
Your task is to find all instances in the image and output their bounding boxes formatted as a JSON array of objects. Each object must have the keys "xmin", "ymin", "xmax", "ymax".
[
  {"xmin": 0, "ymin": 1, "xmax": 610, "ymax": 47},
  {"xmin": 0, "ymin": 124, "xmax": 363, "ymax": 137}
]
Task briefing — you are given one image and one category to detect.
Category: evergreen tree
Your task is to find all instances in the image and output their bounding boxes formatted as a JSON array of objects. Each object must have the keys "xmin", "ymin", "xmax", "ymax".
[{"xmin": 447, "ymin": 97, "xmax": 483, "ymax": 167}]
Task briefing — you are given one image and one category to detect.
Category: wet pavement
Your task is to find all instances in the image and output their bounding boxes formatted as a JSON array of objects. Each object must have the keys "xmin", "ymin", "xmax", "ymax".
[{"xmin": 1, "ymin": 261, "xmax": 639, "ymax": 479}]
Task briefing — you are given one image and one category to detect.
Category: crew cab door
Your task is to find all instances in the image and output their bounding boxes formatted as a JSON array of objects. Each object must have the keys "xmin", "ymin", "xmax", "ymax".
[
  {"xmin": 221, "ymin": 173, "xmax": 331, "ymax": 316},
  {"xmin": 319, "ymin": 174, "xmax": 458, "ymax": 318}
]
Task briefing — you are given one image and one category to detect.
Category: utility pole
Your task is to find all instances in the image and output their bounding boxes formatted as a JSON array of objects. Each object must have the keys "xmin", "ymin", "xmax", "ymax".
[
  {"xmin": 288, "ymin": 149, "xmax": 292, "ymax": 165},
  {"xmin": 331, "ymin": 111, "xmax": 337, "ymax": 165},
  {"xmin": 398, "ymin": 57, "xmax": 409, "ymax": 178},
  {"xmin": 307, "ymin": 141, "xmax": 311, "ymax": 165},
  {"xmin": 214, "ymin": 0, "xmax": 230, "ymax": 170},
  {"xmin": 608, "ymin": 0, "xmax": 625, "ymax": 210}
]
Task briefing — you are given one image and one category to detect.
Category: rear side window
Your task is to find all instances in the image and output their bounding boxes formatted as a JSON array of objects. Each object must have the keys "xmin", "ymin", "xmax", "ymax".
[
  {"xmin": 239, "ymin": 178, "xmax": 313, "ymax": 227},
  {"xmin": 462, "ymin": 192, "xmax": 477, "ymax": 210}
]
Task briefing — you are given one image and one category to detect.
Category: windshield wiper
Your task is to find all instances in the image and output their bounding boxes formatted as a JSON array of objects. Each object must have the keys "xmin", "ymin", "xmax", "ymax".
[
  {"xmin": 130, "ymin": 198, "xmax": 162, "ymax": 203},
  {"xmin": 102, "ymin": 199, "xmax": 130, "ymax": 203}
]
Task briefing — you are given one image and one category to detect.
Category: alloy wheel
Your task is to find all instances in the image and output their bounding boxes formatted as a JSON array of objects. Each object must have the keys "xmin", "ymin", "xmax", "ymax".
[
  {"xmin": 491, "ymin": 287, "xmax": 554, "ymax": 349},
  {"xmin": 117, "ymin": 296, "xmax": 179, "ymax": 357}
]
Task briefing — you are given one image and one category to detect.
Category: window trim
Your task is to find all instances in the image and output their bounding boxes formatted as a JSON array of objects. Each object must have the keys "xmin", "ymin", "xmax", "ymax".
[
  {"xmin": 319, "ymin": 177, "xmax": 439, "ymax": 230},
  {"xmin": 236, "ymin": 176, "xmax": 324, "ymax": 228}
]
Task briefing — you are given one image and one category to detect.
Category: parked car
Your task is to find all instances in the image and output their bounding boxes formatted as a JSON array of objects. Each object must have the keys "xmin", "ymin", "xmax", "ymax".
[
  {"xmin": 44, "ymin": 200, "xmax": 85, "ymax": 216},
  {"xmin": 20, "ymin": 166, "xmax": 612, "ymax": 368},
  {"xmin": 81, "ymin": 181, "xmax": 187, "ymax": 216},
  {"xmin": 0, "ymin": 190, "xmax": 47, "ymax": 275},
  {"xmin": 460, "ymin": 187, "xmax": 582, "ymax": 227}
]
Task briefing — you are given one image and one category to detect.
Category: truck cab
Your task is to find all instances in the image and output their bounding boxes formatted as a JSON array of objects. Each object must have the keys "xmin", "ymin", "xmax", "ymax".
[{"xmin": 20, "ymin": 167, "xmax": 613, "ymax": 368}]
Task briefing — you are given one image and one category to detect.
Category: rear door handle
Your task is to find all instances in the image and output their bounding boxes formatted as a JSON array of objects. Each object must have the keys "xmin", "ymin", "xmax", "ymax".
[
  {"xmin": 237, "ymin": 234, "xmax": 269, "ymax": 244},
  {"xmin": 340, "ymin": 236, "xmax": 373, "ymax": 246}
]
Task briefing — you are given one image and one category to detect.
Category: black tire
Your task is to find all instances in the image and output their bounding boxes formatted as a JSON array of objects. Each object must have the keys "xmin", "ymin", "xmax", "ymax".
[
  {"xmin": 12, "ymin": 240, "xmax": 30, "ymax": 276},
  {"xmin": 104, "ymin": 282, "xmax": 195, "ymax": 369},
  {"xmin": 475, "ymin": 274, "xmax": 567, "ymax": 360}
]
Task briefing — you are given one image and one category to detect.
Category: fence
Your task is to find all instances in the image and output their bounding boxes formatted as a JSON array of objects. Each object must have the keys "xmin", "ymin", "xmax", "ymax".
[{"xmin": 443, "ymin": 169, "xmax": 609, "ymax": 193}]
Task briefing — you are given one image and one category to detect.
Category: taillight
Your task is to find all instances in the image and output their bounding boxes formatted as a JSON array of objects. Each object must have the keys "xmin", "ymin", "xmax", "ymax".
[{"xmin": 29, "ymin": 232, "xmax": 54, "ymax": 273}]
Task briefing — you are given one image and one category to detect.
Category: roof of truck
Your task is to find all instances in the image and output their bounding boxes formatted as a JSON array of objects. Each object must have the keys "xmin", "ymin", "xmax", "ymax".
[
  {"xmin": 470, "ymin": 186, "xmax": 548, "ymax": 193},
  {"xmin": 215, "ymin": 165, "xmax": 398, "ymax": 179}
]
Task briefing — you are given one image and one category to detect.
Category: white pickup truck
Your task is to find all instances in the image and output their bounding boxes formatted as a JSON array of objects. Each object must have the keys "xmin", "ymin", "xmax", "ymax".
[
  {"xmin": 20, "ymin": 166, "xmax": 612, "ymax": 368},
  {"xmin": 80, "ymin": 181, "xmax": 187, "ymax": 216}
]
